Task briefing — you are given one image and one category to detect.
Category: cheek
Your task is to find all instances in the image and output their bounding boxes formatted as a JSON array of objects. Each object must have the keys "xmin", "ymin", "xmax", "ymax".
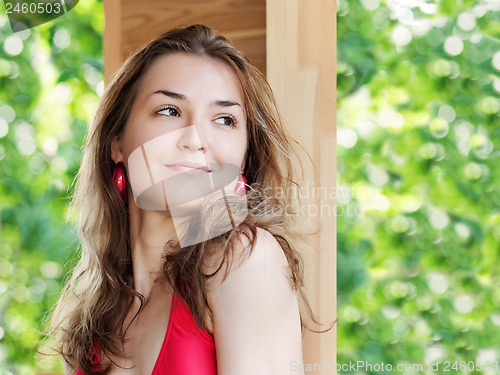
[
  {"xmin": 122, "ymin": 125, "xmax": 176, "ymax": 163},
  {"xmin": 210, "ymin": 134, "xmax": 247, "ymax": 165}
]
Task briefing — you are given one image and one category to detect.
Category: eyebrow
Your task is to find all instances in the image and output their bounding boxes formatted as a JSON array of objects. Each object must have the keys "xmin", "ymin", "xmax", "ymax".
[{"xmin": 153, "ymin": 90, "xmax": 241, "ymax": 107}]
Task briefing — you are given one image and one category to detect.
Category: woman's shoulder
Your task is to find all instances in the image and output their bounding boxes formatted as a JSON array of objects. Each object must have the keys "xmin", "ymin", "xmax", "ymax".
[
  {"xmin": 204, "ymin": 226, "xmax": 291, "ymax": 295},
  {"xmin": 205, "ymin": 226, "xmax": 282, "ymax": 266},
  {"xmin": 203, "ymin": 225, "xmax": 299, "ymax": 350}
]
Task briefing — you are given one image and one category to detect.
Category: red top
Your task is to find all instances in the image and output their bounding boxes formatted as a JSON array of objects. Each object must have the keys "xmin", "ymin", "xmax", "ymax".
[{"xmin": 75, "ymin": 289, "xmax": 217, "ymax": 374}]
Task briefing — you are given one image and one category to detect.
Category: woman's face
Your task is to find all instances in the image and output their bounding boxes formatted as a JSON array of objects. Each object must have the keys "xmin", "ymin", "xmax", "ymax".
[{"xmin": 111, "ymin": 52, "xmax": 248, "ymax": 215}]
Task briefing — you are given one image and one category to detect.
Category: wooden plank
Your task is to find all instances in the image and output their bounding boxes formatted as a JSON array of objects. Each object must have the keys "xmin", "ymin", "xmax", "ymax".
[
  {"xmin": 103, "ymin": 0, "xmax": 122, "ymax": 84},
  {"xmin": 103, "ymin": 0, "xmax": 266, "ymax": 84},
  {"xmin": 267, "ymin": 0, "xmax": 336, "ymax": 371}
]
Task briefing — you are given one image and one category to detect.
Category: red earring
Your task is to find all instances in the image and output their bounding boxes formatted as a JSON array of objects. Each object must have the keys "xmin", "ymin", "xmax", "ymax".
[
  {"xmin": 112, "ymin": 162, "xmax": 127, "ymax": 203},
  {"xmin": 235, "ymin": 173, "xmax": 247, "ymax": 196}
]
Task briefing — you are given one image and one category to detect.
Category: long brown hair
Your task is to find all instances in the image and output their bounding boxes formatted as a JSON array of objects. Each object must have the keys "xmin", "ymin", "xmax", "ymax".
[{"xmin": 46, "ymin": 24, "xmax": 332, "ymax": 374}]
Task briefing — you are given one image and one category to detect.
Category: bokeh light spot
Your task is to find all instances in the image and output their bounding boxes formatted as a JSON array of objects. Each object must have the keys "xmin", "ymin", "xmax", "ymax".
[
  {"xmin": 419, "ymin": 142, "xmax": 438, "ymax": 159},
  {"xmin": 454, "ymin": 223, "xmax": 471, "ymax": 239},
  {"xmin": 3, "ymin": 36, "xmax": 23, "ymax": 56},
  {"xmin": 464, "ymin": 162, "xmax": 482, "ymax": 180},
  {"xmin": 427, "ymin": 273, "xmax": 448, "ymax": 294},
  {"xmin": 382, "ymin": 305, "xmax": 400, "ymax": 319},
  {"xmin": 438, "ymin": 105, "xmax": 456, "ymax": 122},
  {"xmin": 54, "ymin": 82, "xmax": 73, "ymax": 105},
  {"xmin": 478, "ymin": 96, "xmax": 500, "ymax": 114},
  {"xmin": 454, "ymin": 295, "xmax": 473, "ymax": 314},
  {"xmin": 344, "ymin": 305, "xmax": 361, "ymax": 322},
  {"xmin": 0, "ymin": 119, "xmax": 8, "ymax": 138},
  {"xmin": 391, "ymin": 215, "xmax": 409, "ymax": 233},
  {"xmin": 444, "ymin": 36, "xmax": 464, "ymax": 56},
  {"xmin": 378, "ymin": 110, "xmax": 405, "ymax": 130},
  {"xmin": 0, "ymin": 59, "xmax": 11, "ymax": 77},
  {"xmin": 457, "ymin": 12, "xmax": 476, "ymax": 31},
  {"xmin": 42, "ymin": 137, "xmax": 59, "ymax": 157},
  {"xmin": 54, "ymin": 28, "xmax": 71, "ymax": 50},
  {"xmin": 411, "ymin": 19, "xmax": 432, "ymax": 36},
  {"xmin": 392, "ymin": 25, "xmax": 412, "ymax": 46},
  {"xmin": 15, "ymin": 122, "xmax": 37, "ymax": 156},
  {"xmin": 0, "ymin": 104, "xmax": 16, "ymax": 123},
  {"xmin": 368, "ymin": 165, "xmax": 389, "ymax": 186},
  {"xmin": 492, "ymin": 51, "xmax": 500, "ymax": 71},
  {"xmin": 338, "ymin": 128, "xmax": 358, "ymax": 148},
  {"xmin": 428, "ymin": 207, "xmax": 450, "ymax": 229},
  {"xmin": 429, "ymin": 118, "xmax": 449, "ymax": 138},
  {"xmin": 337, "ymin": 185, "xmax": 352, "ymax": 205},
  {"xmin": 361, "ymin": 0, "xmax": 380, "ymax": 11},
  {"xmin": 41, "ymin": 261, "xmax": 63, "ymax": 279}
]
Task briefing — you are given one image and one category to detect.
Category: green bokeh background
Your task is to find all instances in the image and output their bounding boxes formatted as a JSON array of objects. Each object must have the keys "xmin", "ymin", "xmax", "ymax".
[
  {"xmin": 338, "ymin": 0, "xmax": 499, "ymax": 374},
  {"xmin": 0, "ymin": 0, "xmax": 499, "ymax": 374},
  {"xmin": 0, "ymin": 0, "xmax": 102, "ymax": 373}
]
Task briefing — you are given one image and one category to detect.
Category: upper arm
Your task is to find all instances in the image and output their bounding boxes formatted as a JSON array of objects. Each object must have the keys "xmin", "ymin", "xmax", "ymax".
[{"xmin": 205, "ymin": 228, "xmax": 304, "ymax": 375}]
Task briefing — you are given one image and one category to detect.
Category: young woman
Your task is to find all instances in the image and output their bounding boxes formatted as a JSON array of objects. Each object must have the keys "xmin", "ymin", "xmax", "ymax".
[{"xmin": 48, "ymin": 24, "xmax": 325, "ymax": 375}]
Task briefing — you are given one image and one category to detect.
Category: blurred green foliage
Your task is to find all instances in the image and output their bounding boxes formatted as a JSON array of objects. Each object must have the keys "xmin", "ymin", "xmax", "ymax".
[
  {"xmin": 338, "ymin": 0, "xmax": 500, "ymax": 374},
  {"xmin": 1, "ymin": 0, "xmax": 499, "ymax": 373},
  {"xmin": 0, "ymin": 0, "xmax": 103, "ymax": 373}
]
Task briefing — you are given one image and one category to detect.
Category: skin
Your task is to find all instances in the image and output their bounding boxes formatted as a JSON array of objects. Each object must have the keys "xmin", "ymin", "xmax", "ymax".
[
  {"xmin": 204, "ymin": 227, "xmax": 305, "ymax": 375},
  {"xmin": 101, "ymin": 52, "xmax": 303, "ymax": 375}
]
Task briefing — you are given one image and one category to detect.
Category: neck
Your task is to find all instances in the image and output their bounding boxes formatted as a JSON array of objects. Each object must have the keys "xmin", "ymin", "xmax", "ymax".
[{"xmin": 128, "ymin": 198, "xmax": 180, "ymax": 297}]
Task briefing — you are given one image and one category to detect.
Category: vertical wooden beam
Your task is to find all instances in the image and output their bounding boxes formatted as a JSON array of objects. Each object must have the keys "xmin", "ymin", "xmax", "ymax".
[
  {"xmin": 103, "ymin": 0, "xmax": 122, "ymax": 84},
  {"xmin": 267, "ymin": 0, "xmax": 336, "ymax": 371},
  {"xmin": 103, "ymin": 0, "xmax": 266, "ymax": 85}
]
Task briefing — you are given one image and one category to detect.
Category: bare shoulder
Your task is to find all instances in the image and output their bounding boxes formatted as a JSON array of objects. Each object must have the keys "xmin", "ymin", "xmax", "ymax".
[
  {"xmin": 204, "ymin": 227, "xmax": 292, "ymax": 297},
  {"xmin": 203, "ymin": 227, "xmax": 303, "ymax": 374}
]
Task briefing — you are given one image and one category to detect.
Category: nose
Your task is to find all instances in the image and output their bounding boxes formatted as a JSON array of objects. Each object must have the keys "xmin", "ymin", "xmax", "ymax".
[{"xmin": 179, "ymin": 125, "xmax": 206, "ymax": 152}]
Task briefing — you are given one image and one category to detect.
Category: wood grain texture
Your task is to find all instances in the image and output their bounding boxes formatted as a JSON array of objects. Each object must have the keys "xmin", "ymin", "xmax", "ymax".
[
  {"xmin": 103, "ymin": 0, "xmax": 266, "ymax": 84},
  {"xmin": 103, "ymin": 0, "xmax": 122, "ymax": 84},
  {"xmin": 267, "ymin": 0, "xmax": 336, "ymax": 371}
]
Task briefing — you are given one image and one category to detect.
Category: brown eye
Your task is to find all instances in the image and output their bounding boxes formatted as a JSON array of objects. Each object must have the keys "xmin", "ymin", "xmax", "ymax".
[
  {"xmin": 215, "ymin": 116, "xmax": 236, "ymax": 127},
  {"xmin": 156, "ymin": 105, "xmax": 180, "ymax": 117}
]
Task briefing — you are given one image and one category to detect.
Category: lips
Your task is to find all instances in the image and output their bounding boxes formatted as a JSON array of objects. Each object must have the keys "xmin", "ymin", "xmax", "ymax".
[{"xmin": 166, "ymin": 161, "xmax": 212, "ymax": 172}]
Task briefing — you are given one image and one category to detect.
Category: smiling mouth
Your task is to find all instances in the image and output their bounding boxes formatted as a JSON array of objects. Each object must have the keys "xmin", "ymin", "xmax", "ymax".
[
  {"xmin": 166, "ymin": 165, "xmax": 212, "ymax": 174},
  {"xmin": 165, "ymin": 161, "xmax": 214, "ymax": 172}
]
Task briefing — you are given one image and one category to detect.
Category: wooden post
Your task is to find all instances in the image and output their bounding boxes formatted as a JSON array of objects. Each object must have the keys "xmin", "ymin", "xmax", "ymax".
[
  {"xmin": 266, "ymin": 0, "xmax": 336, "ymax": 371},
  {"xmin": 103, "ymin": 0, "xmax": 266, "ymax": 84}
]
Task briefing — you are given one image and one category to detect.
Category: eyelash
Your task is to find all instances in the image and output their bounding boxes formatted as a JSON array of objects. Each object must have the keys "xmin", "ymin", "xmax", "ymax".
[
  {"xmin": 155, "ymin": 105, "xmax": 180, "ymax": 117},
  {"xmin": 215, "ymin": 115, "xmax": 237, "ymax": 128},
  {"xmin": 154, "ymin": 105, "xmax": 237, "ymax": 128}
]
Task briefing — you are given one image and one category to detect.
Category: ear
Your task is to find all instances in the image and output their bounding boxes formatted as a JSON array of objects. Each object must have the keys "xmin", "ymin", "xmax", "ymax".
[{"xmin": 111, "ymin": 135, "xmax": 124, "ymax": 164}]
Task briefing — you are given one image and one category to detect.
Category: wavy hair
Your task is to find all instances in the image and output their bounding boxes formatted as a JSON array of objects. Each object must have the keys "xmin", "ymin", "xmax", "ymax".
[{"xmin": 45, "ymin": 24, "xmax": 332, "ymax": 375}]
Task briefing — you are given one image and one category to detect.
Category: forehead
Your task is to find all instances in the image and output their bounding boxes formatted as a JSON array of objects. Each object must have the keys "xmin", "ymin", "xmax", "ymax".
[{"xmin": 138, "ymin": 52, "xmax": 244, "ymax": 103}]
